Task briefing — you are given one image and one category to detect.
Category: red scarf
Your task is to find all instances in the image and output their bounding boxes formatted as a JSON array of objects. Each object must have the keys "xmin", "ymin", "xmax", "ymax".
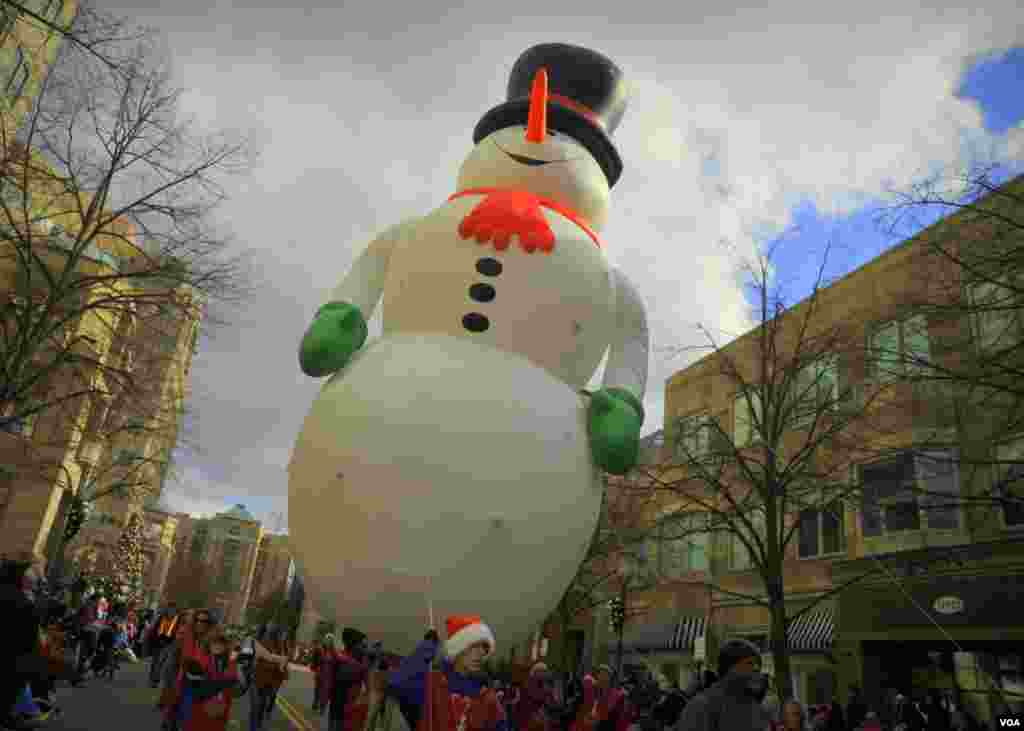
[{"xmin": 448, "ymin": 188, "xmax": 602, "ymax": 254}]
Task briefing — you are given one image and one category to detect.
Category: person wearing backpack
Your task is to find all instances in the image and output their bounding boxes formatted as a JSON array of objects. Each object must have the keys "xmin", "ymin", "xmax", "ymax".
[{"xmin": 671, "ymin": 639, "xmax": 772, "ymax": 731}]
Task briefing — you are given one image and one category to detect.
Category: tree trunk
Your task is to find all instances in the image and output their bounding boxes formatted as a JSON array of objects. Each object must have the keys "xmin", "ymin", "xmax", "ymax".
[{"xmin": 768, "ymin": 586, "xmax": 793, "ymax": 701}]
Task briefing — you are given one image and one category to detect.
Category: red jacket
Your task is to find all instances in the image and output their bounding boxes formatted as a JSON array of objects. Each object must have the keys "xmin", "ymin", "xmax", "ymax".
[
  {"xmin": 571, "ymin": 677, "xmax": 631, "ymax": 731},
  {"xmin": 511, "ymin": 675, "xmax": 558, "ymax": 731},
  {"xmin": 183, "ymin": 654, "xmax": 238, "ymax": 731}
]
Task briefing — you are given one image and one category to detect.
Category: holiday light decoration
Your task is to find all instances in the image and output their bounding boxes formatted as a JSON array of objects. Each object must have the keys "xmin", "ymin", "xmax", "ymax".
[
  {"xmin": 608, "ymin": 596, "xmax": 625, "ymax": 634},
  {"xmin": 109, "ymin": 513, "xmax": 145, "ymax": 605},
  {"xmin": 63, "ymin": 495, "xmax": 91, "ymax": 542}
]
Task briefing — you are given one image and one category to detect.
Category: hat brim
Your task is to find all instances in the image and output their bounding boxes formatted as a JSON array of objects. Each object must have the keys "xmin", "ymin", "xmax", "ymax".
[{"xmin": 473, "ymin": 100, "xmax": 623, "ymax": 188}]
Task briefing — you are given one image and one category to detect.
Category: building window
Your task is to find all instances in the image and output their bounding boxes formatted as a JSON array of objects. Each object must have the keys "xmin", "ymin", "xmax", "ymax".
[
  {"xmin": 869, "ymin": 314, "xmax": 930, "ymax": 383},
  {"xmin": 5, "ymin": 47, "xmax": 30, "ymax": 98},
  {"xmin": 798, "ymin": 500, "xmax": 846, "ymax": 558},
  {"xmin": 734, "ymin": 389, "xmax": 764, "ymax": 447},
  {"xmin": 728, "ymin": 510, "xmax": 764, "ymax": 570},
  {"xmin": 969, "ymin": 276, "xmax": 1023, "ymax": 353},
  {"xmin": 674, "ymin": 413, "xmax": 712, "ymax": 460},
  {"xmin": 860, "ymin": 449, "xmax": 960, "ymax": 536},
  {"xmin": 790, "ymin": 356, "xmax": 840, "ymax": 428},
  {"xmin": 657, "ymin": 512, "xmax": 710, "ymax": 577},
  {"xmin": 995, "ymin": 438, "xmax": 1024, "ymax": 528},
  {"xmin": 220, "ymin": 539, "xmax": 241, "ymax": 591}
]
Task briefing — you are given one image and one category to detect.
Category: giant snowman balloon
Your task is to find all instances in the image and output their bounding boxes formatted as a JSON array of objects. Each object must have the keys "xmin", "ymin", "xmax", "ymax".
[{"xmin": 289, "ymin": 43, "xmax": 649, "ymax": 656}]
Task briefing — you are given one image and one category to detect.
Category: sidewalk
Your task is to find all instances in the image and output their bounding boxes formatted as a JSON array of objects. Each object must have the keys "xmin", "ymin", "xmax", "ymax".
[{"xmin": 42, "ymin": 657, "xmax": 302, "ymax": 730}]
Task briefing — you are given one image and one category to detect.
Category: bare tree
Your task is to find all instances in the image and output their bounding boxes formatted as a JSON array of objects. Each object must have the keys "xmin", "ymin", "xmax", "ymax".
[
  {"xmin": 626, "ymin": 223, "xmax": 973, "ymax": 700},
  {"xmin": 0, "ymin": 0, "xmax": 251, "ymax": 441},
  {"xmin": 874, "ymin": 166, "xmax": 1024, "ymax": 524},
  {"xmin": 549, "ymin": 476, "xmax": 659, "ymax": 676}
]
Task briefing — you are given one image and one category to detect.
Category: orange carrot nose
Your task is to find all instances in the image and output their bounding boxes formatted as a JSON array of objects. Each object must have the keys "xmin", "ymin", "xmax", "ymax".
[{"xmin": 525, "ymin": 68, "xmax": 548, "ymax": 143}]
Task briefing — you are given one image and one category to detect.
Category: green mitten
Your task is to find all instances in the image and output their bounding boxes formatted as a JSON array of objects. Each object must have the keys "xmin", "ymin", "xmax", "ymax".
[
  {"xmin": 587, "ymin": 387, "xmax": 645, "ymax": 475},
  {"xmin": 298, "ymin": 301, "xmax": 368, "ymax": 377}
]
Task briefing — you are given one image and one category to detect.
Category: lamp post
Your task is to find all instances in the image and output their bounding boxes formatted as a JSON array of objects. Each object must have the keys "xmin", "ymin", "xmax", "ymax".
[{"xmin": 610, "ymin": 554, "xmax": 635, "ymax": 677}]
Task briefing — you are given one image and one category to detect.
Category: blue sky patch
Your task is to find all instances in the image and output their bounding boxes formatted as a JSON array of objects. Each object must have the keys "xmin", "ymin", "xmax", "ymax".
[{"xmin": 957, "ymin": 47, "xmax": 1024, "ymax": 135}]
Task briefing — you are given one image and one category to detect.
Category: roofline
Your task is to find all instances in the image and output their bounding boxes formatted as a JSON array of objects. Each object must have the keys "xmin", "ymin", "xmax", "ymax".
[{"xmin": 665, "ymin": 173, "xmax": 1024, "ymax": 392}]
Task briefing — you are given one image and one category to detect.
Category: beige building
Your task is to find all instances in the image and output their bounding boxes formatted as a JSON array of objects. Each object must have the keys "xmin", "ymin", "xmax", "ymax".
[
  {"xmin": 0, "ymin": 0, "xmax": 201, "ymax": 578},
  {"xmin": 164, "ymin": 504, "xmax": 263, "ymax": 626}
]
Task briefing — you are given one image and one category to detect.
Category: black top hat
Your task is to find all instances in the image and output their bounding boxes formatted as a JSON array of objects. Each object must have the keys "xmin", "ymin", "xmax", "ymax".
[{"xmin": 473, "ymin": 43, "xmax": 628, "ymax": 187}]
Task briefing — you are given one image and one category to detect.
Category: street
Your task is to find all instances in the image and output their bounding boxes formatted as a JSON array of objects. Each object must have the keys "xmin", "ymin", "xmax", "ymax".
[{"xmin": 42, "ymin": 657, "xmax": 321, "ymax": 731}]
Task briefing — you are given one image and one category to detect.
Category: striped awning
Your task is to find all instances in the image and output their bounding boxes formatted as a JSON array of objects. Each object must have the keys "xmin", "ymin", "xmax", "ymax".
[
  {"xmin": 621, "ymin": 615, "xmax": 707, "ymax": 654},
  {"xmin": 788, "ymin": 609, "xmax": 834, "ymax": 653}
]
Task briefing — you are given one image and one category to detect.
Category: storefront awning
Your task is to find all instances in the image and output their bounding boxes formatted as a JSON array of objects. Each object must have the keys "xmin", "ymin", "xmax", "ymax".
[
  {"xmin": 788, "ymin": 608, "xmax": 834, "ymax": 653},
  {"xmin": 621, "ymin": 615, "xmax": 707, "ymax": 654}
]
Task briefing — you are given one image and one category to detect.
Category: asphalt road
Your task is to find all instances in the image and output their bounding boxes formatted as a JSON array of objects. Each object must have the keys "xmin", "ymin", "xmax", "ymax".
[{"xmin": 42, "ymin": 656, "xmax": 321, "ymax": 731}]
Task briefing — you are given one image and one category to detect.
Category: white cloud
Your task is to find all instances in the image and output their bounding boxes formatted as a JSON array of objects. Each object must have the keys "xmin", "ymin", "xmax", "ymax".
[{"xmin": 98, "ymin": 0, "xmax": 1024, "ymax": 516}]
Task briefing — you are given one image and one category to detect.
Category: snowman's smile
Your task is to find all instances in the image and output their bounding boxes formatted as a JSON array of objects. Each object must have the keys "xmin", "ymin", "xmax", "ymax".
[{"xmin": 495, "ymin": 141, "xmax": 568, "ymax": 167}]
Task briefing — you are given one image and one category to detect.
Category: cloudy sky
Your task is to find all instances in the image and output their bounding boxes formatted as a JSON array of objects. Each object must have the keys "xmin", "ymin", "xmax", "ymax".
[{"xmin": 101, "ymin": 0, "xmax": 1024, "ymax": 526}]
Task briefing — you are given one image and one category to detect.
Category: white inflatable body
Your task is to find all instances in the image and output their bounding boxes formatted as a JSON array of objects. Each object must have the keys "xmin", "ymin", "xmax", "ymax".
[
  {"xmin": 290, "ymin": 117, "xmax": 649, "ymax": 656},
  {"xmin": 289, "ymin": 333, "xmax": 601, "ymax": 656}
]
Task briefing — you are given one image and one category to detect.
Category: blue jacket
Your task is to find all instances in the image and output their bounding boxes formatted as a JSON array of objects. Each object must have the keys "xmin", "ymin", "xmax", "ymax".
[{"xmin": 388, "ymin": 639, "xmax": 509, "ymax": 731}]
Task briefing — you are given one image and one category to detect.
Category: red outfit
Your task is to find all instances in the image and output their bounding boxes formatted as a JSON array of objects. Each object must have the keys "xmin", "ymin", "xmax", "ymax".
[
  {"xmin": 418, "ymin": 670, "xmax": 506, "ymax": 731},
  {"xmin": 571, "ymin": 676, "xmax": 631, "ymax": 731},
  {"xmin": 183, "ymin": 654, "xmax": 238, "ymax": 731},
  {"xmin": 163, "ymin": 631, "xmax": 209, "ymax": 724},
  {"xmin": 511, "ymin": 674, "xmax": 558, "ymax": 731}
]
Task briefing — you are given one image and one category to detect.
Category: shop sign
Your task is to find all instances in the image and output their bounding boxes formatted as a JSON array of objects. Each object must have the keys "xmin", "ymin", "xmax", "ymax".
[{"xmin": 932, "ymin": 595, "xmax": 964, "ymax": 615}]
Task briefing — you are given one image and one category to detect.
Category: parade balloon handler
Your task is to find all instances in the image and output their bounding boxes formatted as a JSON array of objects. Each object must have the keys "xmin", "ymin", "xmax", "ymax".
[
  {"xmin": 325, "ymin": 628, "xmax": 371, "ymax": 731},
  {"xmin": 181, "ymin": 628, "xmax": 249, "ymax": 731},
  {"xmin": 571, "ymin": 665, "xmax": 632, "ymax": 731},
  {"xmin": 672, "ymin": 638, "xmax": 772, "ymax": 731},
  {"xmin": 388, "ymin": 616, "xmax": 508, "ymax": 731},
  {"xmin": 290, "ymin": 41, "xmax": 650, "ymax": 659},
  {"xmin": 150, "ymin": 603, "xmax": 180, "ymax": 687},
  {"xmin": 245, "ymin": 623, "xmax": 293, "ymax": 731},
  {"xmin": 510, "ymin": 662, "xmax": 560, "ymax": 731},
  {"xmin": 315, "ymin": 633, "xmax": 337, "ymax": 716}
]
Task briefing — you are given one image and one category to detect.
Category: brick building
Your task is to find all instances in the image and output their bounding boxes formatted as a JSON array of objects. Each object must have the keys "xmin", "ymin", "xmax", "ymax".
[{"xmin": 609, "ymin": 174, "xmax": 1024, "ymax": 721}]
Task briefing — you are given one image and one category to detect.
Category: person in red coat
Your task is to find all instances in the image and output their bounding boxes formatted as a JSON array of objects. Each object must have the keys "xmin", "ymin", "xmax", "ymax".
[
  {"xmin": 571, "ymin": 666, "xmax": 631, "ymax": 731},
  {"xmin": 388, "ymin": 615, "xmax": 509, "ymax": 731},
  {"xmin": 314, "ymin": 634, "xmax": 336, "ymax": 714},
  {"xmin": 511, "ymin": 662, "xmax": 559, "ymax": 731},
  {"xmin": 326, "ymin": 628, "xmax": 370, "ymax": 731},
  {"xmin": 182, "ymin": 627, "xmax": 246, "ymax": 731}
]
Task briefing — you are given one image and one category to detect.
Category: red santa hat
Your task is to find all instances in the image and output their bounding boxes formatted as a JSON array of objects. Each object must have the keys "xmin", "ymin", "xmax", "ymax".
[{"xmin": 445, "ymin": 615, "xmax": 495, "ymax": 659}]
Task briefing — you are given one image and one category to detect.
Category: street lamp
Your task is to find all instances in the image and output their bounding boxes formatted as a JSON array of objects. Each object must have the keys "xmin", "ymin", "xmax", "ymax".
[{"xmin": 611, "ymin": 553, "xmax": 636, "ymax": 677}]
